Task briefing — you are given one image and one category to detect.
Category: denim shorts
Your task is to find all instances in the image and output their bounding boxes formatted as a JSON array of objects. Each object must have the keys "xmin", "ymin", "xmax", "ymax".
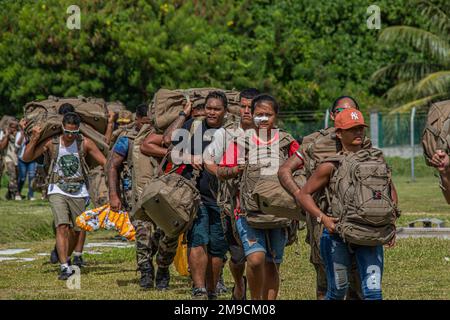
[
  {"xmin": 187, "ymin": 203, "xmax": 228, "ymax": 258},
  {"xmin": 235, "ymin": 216, "xmax": 287, "ymax": 264}
]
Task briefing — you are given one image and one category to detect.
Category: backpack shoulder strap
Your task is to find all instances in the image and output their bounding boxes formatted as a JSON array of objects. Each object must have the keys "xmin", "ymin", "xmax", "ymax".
[
  {"xmin": 48, "ymin": 136, "xmax": 60, "ymax": 171},
  {"xmin": 77, "ymin": 134, "xmax": 91, "ymax": 184}
]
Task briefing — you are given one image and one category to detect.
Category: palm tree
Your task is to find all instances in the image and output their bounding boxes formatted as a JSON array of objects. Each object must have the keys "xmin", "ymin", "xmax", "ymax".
[{"xmin": 372, "ymin": 0, "xmax": 450, "ymax": 113}]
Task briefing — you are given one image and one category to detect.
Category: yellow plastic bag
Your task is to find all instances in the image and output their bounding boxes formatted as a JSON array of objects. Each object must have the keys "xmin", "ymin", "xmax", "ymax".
[
  {"xmin": 76, "ymin": 205, "xmax": 136, "ymax": 241},
  {"xmin": 173, "ymin": 233, "xmax": 190, "ymax": 276}
]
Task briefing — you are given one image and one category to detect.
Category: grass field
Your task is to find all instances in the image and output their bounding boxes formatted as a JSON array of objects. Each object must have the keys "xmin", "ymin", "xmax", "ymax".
[{"xmin": 0, "ymin": 157, "xmax": 449, "ymax": 300}]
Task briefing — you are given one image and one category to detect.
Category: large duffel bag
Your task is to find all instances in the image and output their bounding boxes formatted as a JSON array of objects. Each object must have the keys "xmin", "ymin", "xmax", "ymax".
[
  {"xmin": 0, "ymin": 115, "xmax": 16, "ymax": 130},
  {"xmin": 23, "ymin": 104, "xmax": 63, "ymax": 145},
  {"xmin": 149, "ymin": 88, "xmax": 241, "ymax": 132},
  {"xmin": 137, "ymin": 166, "xmax": 200, "ymax": 238},
  {"xmin": 24, "ymin": 96, "xmax": 108, "ymax": 134}
]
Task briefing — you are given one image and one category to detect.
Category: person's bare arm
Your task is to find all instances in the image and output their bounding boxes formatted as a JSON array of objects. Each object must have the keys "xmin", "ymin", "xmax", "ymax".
[
  {"xmin": 84, "ymin": 137, "xmax": 107, "ymax": 166},
  {"xmin": 278, "ymin": 154, "xmax": 304, "ymax": 201},
  {"xmin": 104, "ymin": 111, "xmax": 116, "ymax": 145},
  {"xmin": 140, "ymin": 133, "xmax": 167, "ymax": 158},
  {"xmin": 22, "ymin": 127, "xmax": 52, "ymax": 162},
  {"xmin": 204, "ymin": 163, "xmax": 241, "ymax": 180},
  {"xmin": 107, "ymin": 152, "xmax": 124, "ymax": 211},
  {"xmin": 429, "ymin": 150, "xmax": 450, "ymax": 204},
  {"xmin": 439, "ymin": 168, "xmax": 450, "ymax": 204},
  {"xmin": 298, "ymin": 162, "xmax": 339, "ymax": 233},
  {"xmin": 162, "ymin": 101, "xmax": 192, "ymax": 147}
]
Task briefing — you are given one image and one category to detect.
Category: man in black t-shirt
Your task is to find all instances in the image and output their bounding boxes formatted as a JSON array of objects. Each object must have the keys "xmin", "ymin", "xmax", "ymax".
[{"xmin": 166, "ymin": 91, "xmax": 229, "ymax": 300}]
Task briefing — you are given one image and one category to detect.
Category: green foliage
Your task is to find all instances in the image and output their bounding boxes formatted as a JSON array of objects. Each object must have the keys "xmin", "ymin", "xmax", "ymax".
[
  {"xmin": 0, "ymin": 0, "xmax": 425, "ymax": 116},
  {"xmin": 374, "ymin": 0, "xmax": 450, "ymax": 113}
]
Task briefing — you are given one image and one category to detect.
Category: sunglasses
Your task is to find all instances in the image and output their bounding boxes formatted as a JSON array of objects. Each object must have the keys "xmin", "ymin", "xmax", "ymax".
[{"xmin": 63, "ymin": 129, "xmax": 80, "ymax": 135}]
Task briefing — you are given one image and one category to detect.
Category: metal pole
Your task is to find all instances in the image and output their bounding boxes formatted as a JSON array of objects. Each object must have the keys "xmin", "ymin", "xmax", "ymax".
[
  {"xmin": 410, "ymin": 107, "xmax": 416, "ymax": 182},
  {"xmin": 370, "ymin": 112, "xmax": 379, "ymax": 148},
  {"xmin": 324, "ymin": 109, "xmax": 330, "ymax": 128}
]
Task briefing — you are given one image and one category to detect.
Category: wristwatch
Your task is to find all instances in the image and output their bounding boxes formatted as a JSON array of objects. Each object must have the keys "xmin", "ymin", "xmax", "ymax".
[{"xmin": 179, "ymin": 111, "xmax": 187, "ymax": 117}]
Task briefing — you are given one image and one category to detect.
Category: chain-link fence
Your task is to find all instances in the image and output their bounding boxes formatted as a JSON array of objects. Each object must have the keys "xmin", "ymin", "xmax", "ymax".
[{"xmin": 278, "ymin": 110, "xmax": 427, "ymax": 149}]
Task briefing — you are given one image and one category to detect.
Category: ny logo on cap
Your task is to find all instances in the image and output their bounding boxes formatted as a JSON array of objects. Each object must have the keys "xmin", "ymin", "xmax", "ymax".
[{"xmin": 351, "ymin": 112, "xmax": 359, "ymax": 120}]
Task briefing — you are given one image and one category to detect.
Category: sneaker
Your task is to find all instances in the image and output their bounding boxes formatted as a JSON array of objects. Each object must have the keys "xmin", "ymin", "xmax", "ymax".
[
  {"xmin": 192, "ymin": 287, "xmax": 208, "ymax": 300},
  {"xmin": 58, "ymin": 267, "xmax": 74, "ymax": 280},
  {"xmin": 73, "ymin": 255, "xmax": 85, "ymax": 268},
  {"xmin": 139, "ymin": 262, "xmax": 155, "ymax": 290},
  {"xmin": 50, "ymin": 247, "xmax": 59, "ymax": 264},
  {"xmin": 15, "ymin": 195, "xmax": 22, "ymax": 201},
  {"xmin": 29, "ymin": 197, "xmax": 36, "ymax": 201},
  {"xmin": 155, "ymin": 267, "xmax": 170, "ymax": 291},
  {"xmin": 216, "ymin": 273, "xmax": 228, "ymax": 295}
]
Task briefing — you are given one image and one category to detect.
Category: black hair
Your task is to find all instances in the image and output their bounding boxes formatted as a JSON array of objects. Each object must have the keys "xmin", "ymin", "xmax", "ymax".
[
  {"xmin": 59, "ymin": 103, "xmax": 75, "ymax": 115},
  {"xmin": 250, "ymin": 94, "xmax": 279, "ymax": 115},
  {"xmin": 330, "ymin": 96, "xmax": 360, "ymax": 113},
  {"xmin": 135, "ymin": 104, "xmax": 148, "ymax": 118},
  {"xmin": 205, "ymin": 91, "xmax": 228, "ymax": 109},
  {"xmin": 194, "ymin": 103, "xmax": 205, "ymax": 109},
  {"xmin": 239, "ymin": 88, "xmax": 261, "ymax": 100},
  {"xmin": 62, "ymin": 112, "xmax": 81, "ymax": 126}
]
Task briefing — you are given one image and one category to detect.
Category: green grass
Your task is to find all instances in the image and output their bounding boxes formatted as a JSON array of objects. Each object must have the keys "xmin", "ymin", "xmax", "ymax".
[
  {"xmin": 0, "ymin": 156, "xmax": 449, "ymax": 299},
  {"xmin": 0, "ymin": 234, "xmax": 448, "ymax": 300}
]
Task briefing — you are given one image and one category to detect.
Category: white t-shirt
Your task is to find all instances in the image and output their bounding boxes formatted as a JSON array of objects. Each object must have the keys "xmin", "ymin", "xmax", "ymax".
[
  {"xmin": 47, "ymin": 137, "xmax": 89, "ymax": 198},
  {"xmin": 204, "ymin": 125, "xmax": 245, "ymax": 164}
]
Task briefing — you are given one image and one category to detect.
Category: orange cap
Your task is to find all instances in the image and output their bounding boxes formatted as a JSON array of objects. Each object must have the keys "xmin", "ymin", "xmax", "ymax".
[{"xmin": 334, "ymin": 108, "xmax": 368, "ymax": 130}]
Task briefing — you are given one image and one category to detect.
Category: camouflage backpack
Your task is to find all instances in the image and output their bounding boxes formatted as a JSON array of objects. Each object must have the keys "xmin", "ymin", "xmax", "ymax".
[
  {"xmin": 327, "ymin": 148, "xmax": 400, "ymax": 246},
  {"xmin": 422, "ymin": 99, "xmax": 450, "ymax": 166},
  {"xmin": 240, "ymin": 129, "xmax": 303, "ymax": 229}
]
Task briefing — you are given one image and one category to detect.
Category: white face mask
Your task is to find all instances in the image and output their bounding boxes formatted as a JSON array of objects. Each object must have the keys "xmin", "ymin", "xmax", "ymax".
[{"xmin": 253, "ymin": 115, "xmax": 269, "ymax": 127}]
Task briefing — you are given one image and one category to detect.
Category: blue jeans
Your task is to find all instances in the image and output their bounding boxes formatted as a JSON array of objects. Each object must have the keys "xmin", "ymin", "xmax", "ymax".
[
  {"xmin": 320, "ymin": 229, "xmax": 384, "ymax": 300},
  {"xmin": 187, "ymin": 203, "xmax": 228, "ymax": 258},
  {"xmin": 18, "ymin": 159, "xmax": 37, "ymax": 199},
  {"xmin": 235, "ymin": 216, "xmax": 287, "ymax": 264}
]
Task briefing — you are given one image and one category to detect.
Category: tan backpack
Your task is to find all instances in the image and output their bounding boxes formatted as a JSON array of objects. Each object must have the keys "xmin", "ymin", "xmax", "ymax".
[
  {"xmin": 148, "ymin": 88, "xmax": 241, "ymax": 132},
  {"xmin": 240, "ymin": 130, "xmax": 303, "ymax": 229},
  {"xmin": 137, "ymin": 120, "xmax": 204, "ymax": 237},
  {"xmin": 422, "ymin": 99, "xmax": 450, "ymax": 166},
  {"xmin": 105, "ymin": 124, "xmax": 139, "ymax": 211},
  {"xmin": 328, "ymin": 148, "xmax": 399, "ymax": 246},
  {"xmin": 79, "ymin": 123, "xmax": 109, "ymax": 169},
  {"xmin": 109, "ymin": 122, "xmax": 136, "ymax": 149},
  {"xmin": 129, "ymin": 124, "xmax": 159, "ymax": 217}
]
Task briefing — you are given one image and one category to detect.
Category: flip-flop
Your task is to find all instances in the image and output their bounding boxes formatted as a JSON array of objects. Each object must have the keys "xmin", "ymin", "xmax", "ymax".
[{"xmin": 231, "ymin": 276, "xmax": 247, "ymax": 300}]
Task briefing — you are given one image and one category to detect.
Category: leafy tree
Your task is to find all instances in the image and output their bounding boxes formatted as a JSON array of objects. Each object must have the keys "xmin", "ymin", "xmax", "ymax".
[{"xmin": 372, "ymin": 0, "xmax": 450, "ymax": 113}]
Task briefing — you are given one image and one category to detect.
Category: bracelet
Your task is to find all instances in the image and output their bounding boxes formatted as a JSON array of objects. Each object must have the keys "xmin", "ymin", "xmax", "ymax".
[{"xmin": 179, "ymin": 111, "xmax": 187, "ymax": 117}]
